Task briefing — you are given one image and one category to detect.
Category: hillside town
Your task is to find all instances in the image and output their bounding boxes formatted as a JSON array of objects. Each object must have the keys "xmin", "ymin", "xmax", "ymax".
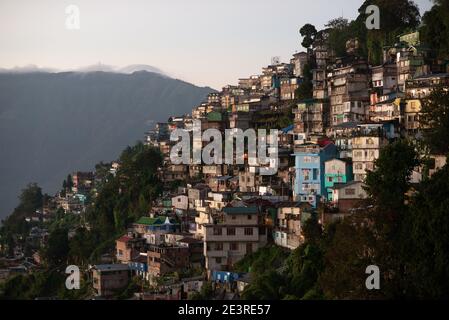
[{"xmin": 1, "ymin": 23, "xmax": 449, "ymax": 300}]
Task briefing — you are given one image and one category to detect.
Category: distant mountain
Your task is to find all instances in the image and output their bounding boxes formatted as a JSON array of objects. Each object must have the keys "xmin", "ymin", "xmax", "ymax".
[
  {"xmin": 0, "ymin": 64, "xmax": 166, "ymax": 76},
  {"xmin": 118, "ymin": 64, "xmax": 165, "ymax": 75},
  {"xmin": 0, "ymin": 64, "xmax": 58, "ymax": 74},
  {"xmin": 0, "ymin": 71, "xmax": 213, "ymax": 219}
]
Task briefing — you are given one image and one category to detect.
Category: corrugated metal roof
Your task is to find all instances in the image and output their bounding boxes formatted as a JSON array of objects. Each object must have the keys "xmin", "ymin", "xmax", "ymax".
[{"xmin": 223, "ymin": 206, "xmax": 258, "ymax": 215}]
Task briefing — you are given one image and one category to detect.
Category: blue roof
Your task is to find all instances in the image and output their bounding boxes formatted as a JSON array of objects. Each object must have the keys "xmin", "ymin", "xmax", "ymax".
[{"xmin": 281, "ymin": 124, "xmax": 294, "ymax": 134}]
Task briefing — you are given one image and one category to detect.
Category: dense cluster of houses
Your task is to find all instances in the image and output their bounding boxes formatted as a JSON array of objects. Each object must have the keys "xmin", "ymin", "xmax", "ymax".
[
  {"xmin": 2, "ymin": 30, "xmax": 448, "ymax": 299},
  {"xmin": 88, "ymin": 30, "xmax": 449, "ymax": 299}
]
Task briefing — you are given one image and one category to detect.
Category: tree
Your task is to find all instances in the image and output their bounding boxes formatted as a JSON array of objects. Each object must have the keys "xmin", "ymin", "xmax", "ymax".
[
  {"xmin": 401, "ymin": 164, "xmax": 449, "ymax": 298},
  {"xmin": 420, "ymin": 0, "xmax": 449, "ymax": 59},
  {"xmin": 356, "ymin": 0, "xmax": 421, "ymax": 64},
  {"xmin": 44, "ymin": 227, "xmax": 69, "ymax": 267},
  {"xmin": 299, "ymin": 24, "xmax": 317, "ymax": 49},
  {"xmin": 295, "ymin": 64, "xmax": 313, "ymax": 101},
  {"xmin": 419, "ymin": 87, "xmax": 449, "ymax": 155},
  {"xmin": 364, "ymin": 140, "xmax": 418, "ymax": 213},
  {"xmin": 325, "ymin": 18, "xmax": 352, "ymax": 57},
  {"xmin": 18, "ymin": 183, "xmax": 43, "ymax": 214},
  {"xmin": 66, "ymin": 174, "xmax": 73, "ymax": 190}
]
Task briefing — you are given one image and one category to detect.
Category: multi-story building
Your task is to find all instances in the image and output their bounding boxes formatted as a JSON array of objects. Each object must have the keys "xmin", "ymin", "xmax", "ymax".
[
  {"xmin": 293, "ymin": 99, "xmax": 330, "ymax": 136},
  {"xmin": 147, "ymin": 244, "xmax": 190, "ymax": 278},
  {"xmin": 238, "ymin": 168, "xmax": 262, "ymax": 193},
  {"xmin": 115, "ymin": 234, "xmax": 146, "ymax": 264},
  {"xmin": 203, "ymin": 206, "xmax": 267, "ymax": 273},
  {"xmin": 324, "ymin": 158, "xmax": 353, "ymax": 201},
  {"xmin": 328, "ymin": 58, "xmax": 370, "ymax": 126},
  {"xmin": 92, "ymin": 264, "xmax": 130, "ymax": 297},
  {"xmin": 330, "ymin": 181, "xmax": 367, "ymax": 213},
  {"xmin": 273, "ymin": 203, "xmax": 312, "ymax": 250},
  {"xmin": 280, "ymin": 76, "xmax": 300, "ymax": 101},
  {"xmin": 292, "ymin": 141, "xmax": 337, "ymax": 207},
  {"xmin": 351, "ymin": 124, "xmax": 389, "ymax": 181},
  {"xmin": 403, "ymin": 99, "xmax": 422, "ymax": 137},
  {"xmin": 291, "ymin": 51, "xmax": 309, "ymax": 77},
  {"xmin": 133, "ymin": 216, "xmax": 179, "ymax": 244}
]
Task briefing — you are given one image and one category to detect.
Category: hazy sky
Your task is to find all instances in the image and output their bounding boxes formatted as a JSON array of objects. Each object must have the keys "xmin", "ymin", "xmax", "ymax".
[{"xmin": 0, "ymin": 0, "xmax": 433, "ymax": 89}]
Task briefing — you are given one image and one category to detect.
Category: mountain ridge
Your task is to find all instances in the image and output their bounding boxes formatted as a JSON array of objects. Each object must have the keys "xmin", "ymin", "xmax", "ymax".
[{"xmin": 0, "ymin": 71, "xmax": 214, "ymax": 219}]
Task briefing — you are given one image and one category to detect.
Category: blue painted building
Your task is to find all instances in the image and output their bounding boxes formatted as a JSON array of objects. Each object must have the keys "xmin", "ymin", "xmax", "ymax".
[{"xmin": 292, "ymin": 141, "xmax": 337, "ymax": 207}]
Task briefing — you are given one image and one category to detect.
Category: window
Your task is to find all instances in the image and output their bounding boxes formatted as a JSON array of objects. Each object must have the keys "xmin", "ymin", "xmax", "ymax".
[
  {"xmin": 302, "ymin": 169, "xmax": 311, "ymax": 180},
  {"xmin": 246, "ymin": 243, "xmax": 253, "ymax": 254},
  {"xmin": 247, "ymin": 215, "xmax": 252, "ymax": 220},
  {"xmin": 216, "ymin": 257, "xmax": 222, "ymax": 264},
  {"xmin": 230, "ymin": 243, "xmax": 238, "ymax": 251},
  {"xmin": 213, "ymin": 228, "xmax": 222, "ymax": 236},
  {"xmin": 245, "ymin": 228, "xmax": 253, "ymax": 236},
  {"xmin": 215, "ymin": 243, "xmax": 223, "ymax": 250},
  {"xmin": 227, "ymin": 228, "xmax": 236, "ymax": 236},
  {"xmin": 231, "ymin": 215, "xmax": 236, "ymax": 220},
  {"xmin": 345, "ymin": 188, "xmax": 356, "ymax": 196}
]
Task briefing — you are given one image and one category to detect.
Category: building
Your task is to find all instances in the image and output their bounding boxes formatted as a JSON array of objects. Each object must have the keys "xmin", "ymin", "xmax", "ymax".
[
  {"xmin": 291, "ymin": 51, "xmax": 309, "ymax": 77},
  {"xmin": 128, "ymin": 255, "xmax": 149, "ymax": 280},
  {"xmin": 115, "ymin": 234, "xmax": 146, "ymax": 263},
  {"xmin": 324, "ymin": 158, "xmax": 353, "ymax": 201},
  {"xmin": 293, "ymin": 99, "xmax": 330, "ymax": 136},
  {"xmin": 330, "ymin": 181, "xmax": 367, "ymax": 213},
  {"xmin": 71, "ymin": 171, "xmax": 94, "ymax": 194},
  {"xmin": 328, "ymin": 58, "xmax": 370, "ymax": 126},
  {"xmin": 203, "ymin": 206, "xmax": 268, "ymax": 273},
  {"xmin": 91, "ymin": 264, "xmax": 130, "ymax": 297},
  {"xmin": 172, "ymin": 195, "xmax": 189, "ymax": 211},
  {"xmin": 292, "ymin": 141, "xmax": 337, "ymax": 207},
  {"xmin": 351, "ymin": 124, "xmax": 389, "ymax": 181},
  {"xmin": 238, "ymin": 168, "xmax": 262, "ymax": 193},
  {"xmin": 273, "ymin": 202, "xmax": 312, "ymax": 250},
  {"xmin": 147, "ymin": 244, "xmax": 190, "ymax": 278},
  {"xmin": 133, "ymin": 216, "xmax": 179, "ymax": 244}
]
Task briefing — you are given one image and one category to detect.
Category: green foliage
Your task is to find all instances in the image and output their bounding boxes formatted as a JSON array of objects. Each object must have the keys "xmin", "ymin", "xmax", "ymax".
[
  {"xmin": 401, "ymin": 164, "xmax": 449, "ymax": 298},
  {"xmin": 421, "ymin": 0, "xmax": 449, "ymax": 59},
  {"xmin": 325, "ymin": 18, "xmax": 352, "ymax": 57},
  {"xmin": 234, "ymin": 245, "xmax": 289, "ymax": 273},
  {"xmin": 44, "ymin": 227, "xmax": 69, "ymax": 267},
  {"xmin": 295, "ymin": 64, "xmax": 313, "ymax": 101},
  {"xmin": 364, "ymin": 140, "xmax": 419, "ymax": 212},
  {"xmin": 87, "ymin": 142, "xmax": 163, "ymax": 240},
  {"xmin": 241, "ymin": 270, "xmax": 286, "ymax": 300},
  {"xmin": 356, "ymin": 0, "xmax": 421, "ymax": 64},
  {"xmin": 253, "ymin": 106, "xmax": 294, "ymax": 130},
  {"xmin": 190, "ymin": 281, "xmax": 214, "ymax": 300},
  {"xmin": 0, "ymin": 270, "xmax": 65, "ymax": 300},
  {"xmin": 299, "ymin": 24, "xmax": 317, "ymax": 48},
  {"xmin": 0, "ymin": 183, "xmax": 44, "ymax": 254},
  {"xmin": 419, "ymin": 87, "xmax": 449, "ymax": 155}
]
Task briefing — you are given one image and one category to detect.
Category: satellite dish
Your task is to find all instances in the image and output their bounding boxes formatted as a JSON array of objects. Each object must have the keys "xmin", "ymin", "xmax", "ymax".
[{"xmin": 271, "ymin": 56, "xmax": 280, "ymax": 65}]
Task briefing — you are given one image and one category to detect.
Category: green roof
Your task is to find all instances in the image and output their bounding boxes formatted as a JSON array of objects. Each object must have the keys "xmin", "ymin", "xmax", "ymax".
[
  {"xmin": 207, "ymin": 111, "xmax": 223, "ymax": 122},
  {"xmin": 223, "ymin": 207, "xmax": 258, "ymax": 215},
  {"xmin": 135, "ymin": 216, "xmax": 164, "ymax": 226},
  {"xmin": 135, "ymin": 216, "xmax": 179, "ymax": 226}
]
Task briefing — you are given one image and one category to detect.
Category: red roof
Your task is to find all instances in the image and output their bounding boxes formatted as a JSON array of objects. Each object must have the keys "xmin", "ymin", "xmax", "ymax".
[{"xmin": 117, "ymin": 235, "xmax": 133, "ymax": 243}]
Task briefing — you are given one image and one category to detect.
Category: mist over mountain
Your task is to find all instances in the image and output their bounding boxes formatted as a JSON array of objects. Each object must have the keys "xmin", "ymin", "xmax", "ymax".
[
  {"xmin": 0, "ymin": 64, "xmax": 167, "ymax": 76},
  {"xmin": 0, "ymin": 71, "xmax": 213, "ymax": 219}
]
